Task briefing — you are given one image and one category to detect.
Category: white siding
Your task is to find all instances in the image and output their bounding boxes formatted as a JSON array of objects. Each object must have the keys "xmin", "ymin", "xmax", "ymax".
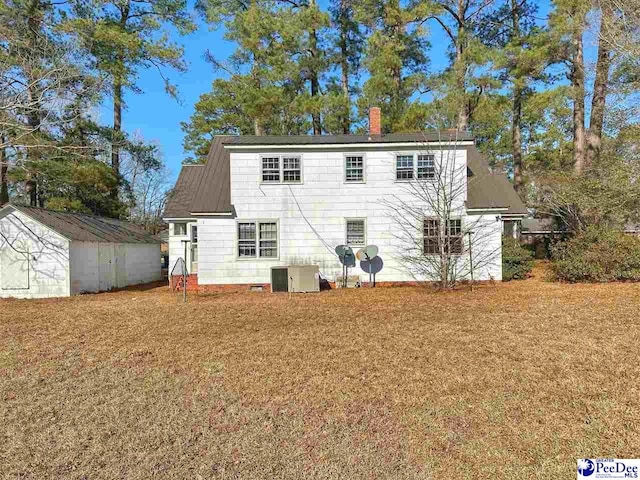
[
  {"xmin": 123, "ymin": 243, "xmax": 162, "ymax": 285},
  {"xmin": 168, "ymin": 221, "xmax": 196, "ymax": 275},
  {"xmin": 70, "ymin": 242, "xmax": 161, "ymax": 294},
  {"xmin": 188, "ymin": 147, "xmax": 504, "ymax": 285},
  {"xmin": 0, "ymin": 210, "xmax": 70, "ymax": 298},
  {"xmin": 69, "ymin": 242, "xmax": 100, "ymax": 294}
]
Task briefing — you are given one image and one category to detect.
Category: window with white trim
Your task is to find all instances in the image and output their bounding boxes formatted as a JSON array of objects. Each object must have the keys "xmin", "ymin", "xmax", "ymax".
[
  {"xmin": 283, "ymin": 157, "xmax": 301, "ymax": 182},
  {"xmin": 396, "ymin": 155, "xmax": 414, "ymax": 180},
  {"xmin": 417, "ymin": 154, "xmax": 435, "ymax": 180},
  {"xmin": 346, "ymin": 219, "xmax": 366, "ymax": 246},
  {"xmin": 345, "ymin": 155, "xmax": 364, "ymax": 182},
  {"xmin": 238, "ymin": 223, "xmax": 256, "ymax": 257},
  {"xmin": 261, "ymin": 155, "xmax": 302, "ymax": 183},
  {"xmin": 261, "ymin": 157, "xmax": 280, "ymax": 183},
  {"xmin": 238, "ymin": 221, "xmax": 278, "ymax": 258},
  {"xmin": 259, "ymin": 222, "xmax": 278, "ymax": 257},
  {"xmin": 423, "ymin": 218, "xmax": 463, "ymax": 255},
  {"xmin": 173, "ymin": 222, "xmax": 187, "ymax": 236}
]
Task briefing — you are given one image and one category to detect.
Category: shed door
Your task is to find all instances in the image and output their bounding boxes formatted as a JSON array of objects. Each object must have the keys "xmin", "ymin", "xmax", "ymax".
[
  {"xmin": 1, "ymin": 242, "xmax": 30, "ymax": 290},
  {"xmin": 115, "ymin": 245, "xmax": 127, "ymax": 288},
  {"xmin": 98, "ymin": 245, "xmax": 115, "ymax": 291}
]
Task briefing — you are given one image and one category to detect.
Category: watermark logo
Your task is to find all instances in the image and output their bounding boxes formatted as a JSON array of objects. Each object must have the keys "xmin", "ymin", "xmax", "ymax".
[
  {"xmin": 577, "ymin": 459, "xmax": 640, "ymax": 479},
  {"xmin": 578, "ymin": 459, "xmax": 595, "ymax": 477}
]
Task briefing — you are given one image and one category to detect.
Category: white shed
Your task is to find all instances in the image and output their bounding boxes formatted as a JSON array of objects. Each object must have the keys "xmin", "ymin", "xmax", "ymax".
[{"xmin": 0, "ymin": 204, "xmax": 162, "ymax": 299}]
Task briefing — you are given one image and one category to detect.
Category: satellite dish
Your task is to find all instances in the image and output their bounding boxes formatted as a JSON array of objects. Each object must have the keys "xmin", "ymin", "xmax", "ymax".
[
  {"xmin": 363, "ymin": 245, "xmax": 378, "ymax": 259},
  {"xmin": 336, "ymin": 245, "xmax": 354, "ymax": 265},
  {"xmin": 360, "ymin": 256, "xmax": 383, "ymax": 275}
]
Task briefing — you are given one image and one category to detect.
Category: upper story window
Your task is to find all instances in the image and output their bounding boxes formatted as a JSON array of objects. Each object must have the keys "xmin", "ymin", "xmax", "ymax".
[
  {"xmin": 396, "ymin": 155, "xmax": 414, "ymax": 180},
  {"xmin": 173, "ymin": 222, "xmax": 187, "ymax": 236},
  {"xmin": 283, "ymin": 157, "xmax": 301, "ymax": 182},
  {"xmin": 261, "ymin": 155, "xmax": 302, "ymax": 184},
  {"xmin": 417, "ymin": 154, "xmax": 435, "ymax": 180},
  {"xmin": 397, "ymin": 153, "xmax": 437, "ymax": 181},
  {"xmin": 345, "ymin": 155, "xmax": 364, "ymax": 182}
]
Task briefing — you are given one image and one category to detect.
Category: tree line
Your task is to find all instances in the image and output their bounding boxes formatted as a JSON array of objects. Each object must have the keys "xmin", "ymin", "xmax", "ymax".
[
  {"xmin": 0, "ymin": 0, "xmax": 193, "ymax": 230},
  {"xmin": 1, "ymin": 0, "xmax": 639, "ymax": 231},
  {"xmin": 184, "ymin": 0, "xmax": 640, "ymax": 217}
]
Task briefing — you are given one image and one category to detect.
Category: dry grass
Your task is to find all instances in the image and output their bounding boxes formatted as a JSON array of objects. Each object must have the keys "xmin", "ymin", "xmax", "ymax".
[{"xmin": 1, "ymin": 265, "xmax": 640, "ymax": 479}]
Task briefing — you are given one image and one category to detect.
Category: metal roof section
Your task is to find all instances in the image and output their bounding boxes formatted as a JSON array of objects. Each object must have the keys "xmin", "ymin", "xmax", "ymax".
[{"xmin": 1, "ymin": 204, "xmax": 161, "ymax": 244}]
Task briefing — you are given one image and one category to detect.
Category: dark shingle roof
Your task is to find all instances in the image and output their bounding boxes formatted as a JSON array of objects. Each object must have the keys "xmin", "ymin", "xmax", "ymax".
[
  {"xmin": 163, "ymin": 134, "xmax": 525, "ymax": 217},
  {"xmin": 191, "ymin": 136, "xmax": 233, "ymax": 214},
  {"xmin": 465, "ymin": 147, "xmax": 527, "ymax": 215},
  {"xmin": 225, "ymin": 132, "xmax": 474, "ymax": 146},
  {"xmin": 163, "ymin": 136, "xmax": 233, "ymax": 218},
  {"xmin": 162, "ymin": 164, "xmax": 206, "ymax": 219},
  {"xmin": 2, "ymin": 204, "xmax": 161, "ymax": 244}
]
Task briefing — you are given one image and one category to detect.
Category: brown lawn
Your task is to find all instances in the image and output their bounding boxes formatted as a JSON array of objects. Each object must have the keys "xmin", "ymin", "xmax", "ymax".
[{"xmin": 1, "ymin": 266, "xmax": 640, "ymax": 479}]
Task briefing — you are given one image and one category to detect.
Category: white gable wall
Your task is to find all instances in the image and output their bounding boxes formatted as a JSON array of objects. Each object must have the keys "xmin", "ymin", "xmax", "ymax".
[
  {"xmin": 194, "ymin": 147, "xmax": 504, "ymax": 285},
  {"xmin": 0, "ymin": 209, "xmax": 70, "ymax": 298}
]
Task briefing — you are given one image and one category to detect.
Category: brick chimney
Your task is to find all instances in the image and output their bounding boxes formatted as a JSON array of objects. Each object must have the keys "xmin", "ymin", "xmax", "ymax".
[{"xmin": 369, "ymin": 107, "xmax": 381, "ymax": 137}]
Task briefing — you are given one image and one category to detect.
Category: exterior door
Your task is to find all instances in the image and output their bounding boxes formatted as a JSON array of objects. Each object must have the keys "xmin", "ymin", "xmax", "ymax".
[
  {"xmin": 98, "ymin": 245, "xmax": 115, "ymax": 291},
  {"xmin": 115, "ymin": 245, "xmax": 127, "ymax": 288}
]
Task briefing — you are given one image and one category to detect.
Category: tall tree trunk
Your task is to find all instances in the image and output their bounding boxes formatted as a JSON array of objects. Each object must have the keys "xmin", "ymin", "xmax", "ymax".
[
  {"xmin": 253, "ymin": 118, "xmax": 264, "ymax": 136},
  {"xmin": 339, "ymin": 15, "xmax": 350, "ymax": 134},
  {"xmin": 512, "ymin": 84, "xmax": 523, "ymax": 195},
  {"xmin": 455, "ymin": 0, "xmax": 467, "ymax": 131},
  {"xmin": 0, "ymin": 140, "xmax": 8, "ymax": 205},
  {"xmin": 585, "ymin": 18, "xmax": 612, "ymax": 167},
  {"xmin": 25, "ymin": 0, "xmax": 42, "ymax": 206},
  {"xmin": 111, "ymin": 2, "xmax": 129, "ymax": 200},
  {"xmin": 572, "ymin": 25, "xmax": 586, "ymax": 175},
  {"xmin": 111, "ymin": 79, "xmax": 122, "ymax": 198},
  {"xmin": 511, "ymin": 0, "xmax": 523, "ymax": 195},
  {"xmin": 309, "ymin": 0, "xmax": 322, "ymax": 135}
]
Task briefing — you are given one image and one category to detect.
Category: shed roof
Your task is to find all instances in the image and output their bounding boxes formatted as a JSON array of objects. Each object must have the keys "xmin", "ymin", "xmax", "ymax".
[{"xmin": 1, "ymin": 204, "xmax": 161, "ymax": 244}]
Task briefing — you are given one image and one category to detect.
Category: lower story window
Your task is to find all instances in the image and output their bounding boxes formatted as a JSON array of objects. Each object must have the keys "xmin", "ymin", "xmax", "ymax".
[
  {"xmin": 346, "ymin": 219, "xmax": 366, "ymax": 246},
  {"xmin": 238, "ymin": 221, "xmax": 278, "ymax": 258},
  {"xmin": 423, "ymin": 218, "xmax": 463, "ymax": 255}
]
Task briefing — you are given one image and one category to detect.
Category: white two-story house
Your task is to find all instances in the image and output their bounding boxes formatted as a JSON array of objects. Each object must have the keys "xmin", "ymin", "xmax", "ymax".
[{"xmin": 163, "ymin": 109, "xmax": 527, "ymax": 291}]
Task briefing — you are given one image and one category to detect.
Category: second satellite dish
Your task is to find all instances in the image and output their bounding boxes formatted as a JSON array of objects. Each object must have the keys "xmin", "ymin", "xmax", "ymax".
[
  {"xmin": 356, "ymin": 245, "xmax": 378, "ymax": 260},
  {"xmin": 335, "ymin": 245, "xmax": 356, "ymax": 267}
]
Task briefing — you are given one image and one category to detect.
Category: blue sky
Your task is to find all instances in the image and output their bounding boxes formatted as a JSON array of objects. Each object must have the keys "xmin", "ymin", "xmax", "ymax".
[{"xmin": 99, "ymin": 0, "xmax": 563, "ymax": 183}]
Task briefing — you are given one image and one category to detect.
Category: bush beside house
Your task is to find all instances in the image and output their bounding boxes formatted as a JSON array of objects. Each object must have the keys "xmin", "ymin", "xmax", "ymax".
[
  {"xmin": 502, "ymin": 237, "xmax": 535, "ymax": 281},
  {"xmin": 551, "ymin": 227, "xmax": 640, "ymax": 282}
]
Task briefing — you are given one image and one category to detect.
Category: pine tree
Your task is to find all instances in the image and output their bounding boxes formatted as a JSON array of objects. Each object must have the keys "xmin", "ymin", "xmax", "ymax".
[
  {"xmin": 356, "ymin": 0, "xmax": 431, "ymax": 133},
  {"xmin": 477, "ymin": 0, "xmax": 553, "ymax": 195},
  {"xmin": 68, "ymin": 0, "xmax": 194, "ymax": 197},
  {"xmin": 549, "ymin": 0, "xmax": 591, "ymax": 175},
  {"xmin": 429, "ymin": 0, "xmax": 496, "ymax": 131},
  {"xmin": 585, "ymin": 7, "xmax": 614, "ymax": 167},
  {"xmin": 325, "ymin": 0, "xmax": 364, "ymax": 134}
]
